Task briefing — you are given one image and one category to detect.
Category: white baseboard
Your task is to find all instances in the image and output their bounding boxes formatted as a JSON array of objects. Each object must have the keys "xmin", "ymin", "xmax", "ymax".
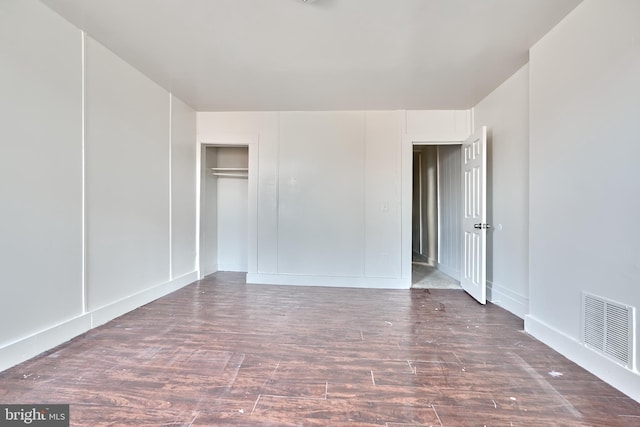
[
  {"xmin": 247, "ymin": 273, "xmax": 411, "ymax": 289},
  {"xmin": 91, "ymin": 271, "xmax": 198, "ymax": 327},
  {"xmin": 200, "ymin": 264, "xmax": 218, "ymax": 279},
  {"xmin": 487, "ymin": 280, "xmax": 528, "ymax": 319},
  {"xmin": 525, "ymin": 315, "xmax": 640, "ymax": 403},
  {"xmin": 0, "ymin": 314, "xmax": 92, "ymax": 373},
  {"xmin": 0, "ymin": 271, "xmax": 198, "ymax": 373}
]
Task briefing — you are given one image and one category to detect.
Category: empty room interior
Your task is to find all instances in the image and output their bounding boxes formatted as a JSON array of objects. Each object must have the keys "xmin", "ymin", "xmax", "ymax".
[{"xmin": 1, "ymin": 0, "xmax": 639, "ymax": 425}]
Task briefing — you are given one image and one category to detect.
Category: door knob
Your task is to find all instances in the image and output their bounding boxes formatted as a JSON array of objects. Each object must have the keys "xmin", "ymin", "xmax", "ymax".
[{"xmin": 474, "ymin": 223, "xmax": 491, "ymax": 230}]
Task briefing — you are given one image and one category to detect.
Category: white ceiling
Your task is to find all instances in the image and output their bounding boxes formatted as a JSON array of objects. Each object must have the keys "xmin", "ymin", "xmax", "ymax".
[{"xmin": 40, "ymin": 0, "xmax": 582, "ymax": 111}]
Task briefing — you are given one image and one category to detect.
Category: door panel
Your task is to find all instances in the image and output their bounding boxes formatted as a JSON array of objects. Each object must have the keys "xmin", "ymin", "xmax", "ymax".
[{"xmin": 461, "ymin": 127, "xmax": 487, "ymax": 304}]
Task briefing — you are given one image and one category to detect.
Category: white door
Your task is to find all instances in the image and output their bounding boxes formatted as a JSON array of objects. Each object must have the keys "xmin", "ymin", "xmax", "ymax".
[{"xmin": 461, "ymin": 127, "xmax": 488, "ymax": 304}]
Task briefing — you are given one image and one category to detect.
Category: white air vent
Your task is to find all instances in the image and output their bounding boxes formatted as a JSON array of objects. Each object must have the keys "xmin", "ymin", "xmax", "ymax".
[{"xmin": 582, "ymin": 293, "xmax": 635, "ymax": 370}]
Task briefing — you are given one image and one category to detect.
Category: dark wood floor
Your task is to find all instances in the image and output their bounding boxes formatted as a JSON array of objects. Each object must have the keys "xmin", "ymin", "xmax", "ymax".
[{"xmin": 1, "ymin": 272, "xmax": 639, "ymax": 426}]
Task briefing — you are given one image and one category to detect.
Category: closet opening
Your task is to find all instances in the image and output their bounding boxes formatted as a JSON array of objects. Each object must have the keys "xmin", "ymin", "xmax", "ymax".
[
  {"xmin": 200, "ymin": 145, "xmax": 249, "ymax": 276},
  {"xmin": 412, "ymin": 144, "xmax": 462, "ymax": 289}
]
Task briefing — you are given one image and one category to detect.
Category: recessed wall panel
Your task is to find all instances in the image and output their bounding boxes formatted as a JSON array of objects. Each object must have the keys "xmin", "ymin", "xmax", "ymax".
[
  {"xmin": 85, "ymin": 37, "xmax": 170, "ymax": 309},
  {"xmin": 278, "ymin": 112, "xmax": 366, "ymax": 277},
  {"xmin": 365, "ymin": 111, "xmax": 401, "ymax": 278},
  {"xmin": 0, "ymin": 0, "xmax": 82, "ymax": 345},
  {"xmin": 170, "ymin": 95, "xmax": 197, "ymax": 278}
]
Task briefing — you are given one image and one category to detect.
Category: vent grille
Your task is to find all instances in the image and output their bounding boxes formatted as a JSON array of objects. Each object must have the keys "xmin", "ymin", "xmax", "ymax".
[{"xmin": 582, "ymin": 293, "xmax": 635, "ymax": 369}]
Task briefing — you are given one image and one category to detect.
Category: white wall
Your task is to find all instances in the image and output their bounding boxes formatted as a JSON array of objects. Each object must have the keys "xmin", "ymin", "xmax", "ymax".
[
  {"xmin": 437, "ymin": 145, "xmax": 462, "ymax": 280},
  {"xmin": 198, "ymin": 110, "xmax": 469, "ymax": 288},
  {"xmin": 406, "ymin": 110, "xmax": 470, "ymax": 142},
  {"xmin": 0, "ymin": 0, "xmax": 197, "ymax": 371},
  {"xmin": 171, "ymin": 96, "xmax": 197, "ymax": 278},
  {"xmin": 0, "ymin": 0, "xmax": 84, "ymax": 351},
  {"xmin": 526, "ymin": 0, "xmax": 640, "ymax": 401},
  {"xmin": 278, "ymin": 112, "xmax": 366, "ymax": 277},
  {"xmin": 473, "ymin": 64, "xmax": 530, "ymax": 318},
  {"xmin": 365, "ymin": 111, "xmax": 403, "ymax": 279},
  {"xmin": 85, "ymin": 37, "xmax": 171, "ymax": 309}
]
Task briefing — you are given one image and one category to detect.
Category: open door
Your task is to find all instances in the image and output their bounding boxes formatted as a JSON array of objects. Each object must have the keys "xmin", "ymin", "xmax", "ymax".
[{"xmin": 461, "ymin": 127, "xmax": 488, "ymax": 304}]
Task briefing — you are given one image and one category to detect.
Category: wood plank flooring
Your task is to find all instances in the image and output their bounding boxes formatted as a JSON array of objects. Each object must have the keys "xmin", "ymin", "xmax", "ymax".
[{"xmin": 1, "ymin": 272, "xmax": 639, "ymax": 426}]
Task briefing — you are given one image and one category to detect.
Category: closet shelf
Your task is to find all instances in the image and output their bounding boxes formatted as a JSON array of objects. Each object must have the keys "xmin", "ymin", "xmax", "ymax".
[{"xmin": 210, "ymin": 167, "xmax": 248, "ymax": 171}]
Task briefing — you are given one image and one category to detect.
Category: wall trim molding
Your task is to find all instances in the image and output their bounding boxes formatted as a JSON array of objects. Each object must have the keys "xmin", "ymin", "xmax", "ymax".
[
  {"xmin": 0, "ymin": 315, "xmax": 92, "ymax": 373},
  {"xmin": 487, "ymin": 280, "xmax": 528, "ymax": 319},
  {"xmin": 247, "ymin": 273, "xmax": 410, "ymax": 289},
  {"xmin": 200, "ymin": 264, "xmax": 218, "ymax": 279},
  {"xmin": 400, "ymin": 132, "xmax": 468, "ymax": 296},
  {"xmin": 0, "ymin": 271, "xmax": 198, "ymax": 373},
  {"xmin": 91, "ymin": 271, "xmax": 198, "ymax": 327},
  {"xmin": 525, "ymin": 315, "xmax": 640, "ymax": 403}
]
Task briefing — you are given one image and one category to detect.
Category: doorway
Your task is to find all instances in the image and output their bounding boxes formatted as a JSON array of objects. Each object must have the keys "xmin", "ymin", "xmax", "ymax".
[
  {"xmin": 200, "ymin": 145, "xmax": 249, "ymax": 275},
  {"xmin": 411, "ymin": 144, "xmax": 462, "ymax": 289}
]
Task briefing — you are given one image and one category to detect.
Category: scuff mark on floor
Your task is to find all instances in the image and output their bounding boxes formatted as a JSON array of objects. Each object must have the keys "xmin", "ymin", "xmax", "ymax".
[
  {"xmin": 509, "ymin": 352, "xmax": 582, "ymax": 418},
  {"xmin": 431, "ymin": 405, "xmax": 443, "ymax": 426},
  {"xmin": 250, "ymin": 394, "xmax": 261, "ymax": 414},
  {"xmin": 187, "ymin": 411, "xmax": 200, "ymax": 427}
]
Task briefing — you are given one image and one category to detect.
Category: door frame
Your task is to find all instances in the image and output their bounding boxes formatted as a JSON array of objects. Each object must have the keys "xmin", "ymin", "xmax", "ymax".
[
  {"xmin": 196, "ymin": 135, "xmax": 259, "ymax": 279},
  {"xmin": 401, "ymin": 135, "xmax": 461, "ymax": 286},
  {"xmin": 412, "ymin": 149, "xmax": 424, "ymax": 256}
]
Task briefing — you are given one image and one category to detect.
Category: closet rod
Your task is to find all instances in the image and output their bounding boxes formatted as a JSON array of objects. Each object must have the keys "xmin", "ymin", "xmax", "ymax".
[{"xmin": 212, "ymin": 172, "xmax": 248, "ymax": 178}]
